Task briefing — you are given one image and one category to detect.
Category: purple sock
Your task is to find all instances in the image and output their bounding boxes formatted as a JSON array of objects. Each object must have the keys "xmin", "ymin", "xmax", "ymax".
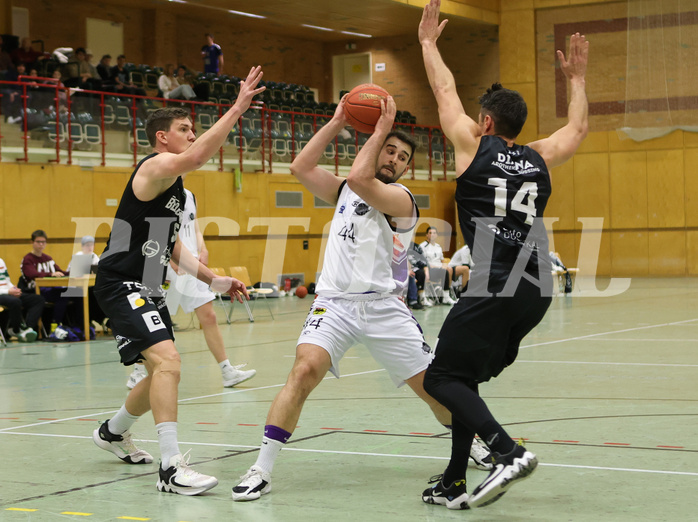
[{"xmin": 264, "ymin": 424, "xmax": 292, "ymax": 444}]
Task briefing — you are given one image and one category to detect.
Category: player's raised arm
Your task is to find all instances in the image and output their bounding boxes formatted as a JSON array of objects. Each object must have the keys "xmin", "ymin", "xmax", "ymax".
[
  {"xmin": 289, "ymin": 96, "xmax": 347, "ymax": 205},
  {"xmin": 143, "ymin": 66, "xmax": 265, "ymax": 180},
  {"xmin": 419, "ymin": 0, "xmax": 480, "ymax": 171},
  {"xmin": 528, "ymin": 33, "xmax": 589, "ymax": 169}
]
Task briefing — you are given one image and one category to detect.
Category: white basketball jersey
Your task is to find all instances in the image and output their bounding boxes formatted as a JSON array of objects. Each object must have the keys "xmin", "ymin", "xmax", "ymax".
[
  {"xmin": 316, "ymin": 181, "xmax": 417, "ymax": 298},
  {"xmin": 179, "ymin": 189, "xmax": 199, "ymax": 258}
]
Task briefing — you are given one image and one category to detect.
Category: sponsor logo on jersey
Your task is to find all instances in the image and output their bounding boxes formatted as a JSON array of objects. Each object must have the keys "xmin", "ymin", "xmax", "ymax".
[
  {"xmin": 354, "ymin": 202, "xmax": 370, "ymax": 216},
  {"xmin": 491, "ymin": 152, "xmax": 540, "ymax": 176},
  {"xmin": 142, "ymin": 310, "xmax": 166, "ymax": 332},
  {"xmin": 127, "ymin": 292, "xmax": 146, "ymax": 309},
  {"xmin": 312, "ymin": 307, "xmax": 326, "ymax": 315},
  {"xmin": 165, "ymin": 194, "xmax": 184, "ymax": 217},
  {"xmin": 142, "ymin": 239, "xmax": 160, "ymax": 258},
  {"xmin": 338, "ymin": 205, "xmax": 345, "ymax": 214}
]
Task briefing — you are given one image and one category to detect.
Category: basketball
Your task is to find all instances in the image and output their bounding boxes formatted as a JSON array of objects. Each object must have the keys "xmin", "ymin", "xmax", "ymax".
[
  {"xmin": 295, "ymin": 285, "xmax": 308, "ymax": 298},
  {"xmin": 344, "ymin": 84, "xmax": 390, "ymax": 134}
]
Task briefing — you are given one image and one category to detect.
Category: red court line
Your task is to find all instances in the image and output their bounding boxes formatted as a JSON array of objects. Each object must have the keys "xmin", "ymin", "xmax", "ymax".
[
  {"xmin": 363, "ymin": 429, "xmax": 388, "ymax": 433},
  {"xmin": 0, "ymin": 417, "xmax": 19, "ymax": 419},
  {"xmin": 196, "ymin": 422, "xmax": 218, "ymax": 425},
  {"xmin": 657, "ymin": 445, "xmax": 684, "ymax": 449},
  {"xmin": 604, "ymin": 442, "xmax": 631, "ymax": 446},
  {"xmin": 409, "ymin": 432, "xmax": 435, "ymax": 436},
  {"xmin": 237, "ymin": 423, "xmax": 259, "ymax": 426},
  {"xmin": 321, "ymin": 427, "xmax": 344, "ymax": 430},
  {"xmin": 553, "ymin": 440, "xmax": 580, "ymax": 443}
]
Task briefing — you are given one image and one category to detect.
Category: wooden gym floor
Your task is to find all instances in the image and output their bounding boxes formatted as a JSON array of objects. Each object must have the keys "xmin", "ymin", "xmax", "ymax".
[{"xmin": 1, "ymin": 277, "xmax": 696, "ymax": 521}]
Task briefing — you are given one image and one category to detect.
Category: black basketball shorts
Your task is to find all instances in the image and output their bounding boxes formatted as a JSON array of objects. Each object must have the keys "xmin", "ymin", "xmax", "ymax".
[
  {"xmin": 94, "ymin": 278, "xmax": 175, "ymax": 366},
  {"xmin": 429, "ymin": 276, "xmax": 551, "ymax": 385}
]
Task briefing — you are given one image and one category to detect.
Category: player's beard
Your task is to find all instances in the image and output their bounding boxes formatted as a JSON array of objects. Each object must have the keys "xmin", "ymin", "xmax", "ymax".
[{"xmin": 375, "ymin": 165, "xmax": 396, "ymax": 184}]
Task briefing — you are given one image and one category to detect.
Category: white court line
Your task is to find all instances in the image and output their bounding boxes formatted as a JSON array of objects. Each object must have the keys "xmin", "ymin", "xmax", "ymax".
[
  {"xmin": 521, "ymin": 318, "xmax": 698, "ymax": 349},
  {"xmin": 517, "ymin": 360, "xmax": 698, "ymax": 368},
  {"xmin": 584, "ymin": 338, "xmax": 698, "ymax": 342},
  {"xmin": 0, "ymin": 368, "xmax": 386, "ymax": 432},
  {"xmin": 1, "ymin": 431, "xmax": 696, "ymax": 478}
]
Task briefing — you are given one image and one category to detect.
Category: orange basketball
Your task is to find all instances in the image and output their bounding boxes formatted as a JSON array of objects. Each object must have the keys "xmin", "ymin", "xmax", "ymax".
[
  {"xmin": 344, "ymin": 84, "xmax": 390, "ymax": 134},
  {"xmin": 295, "ymin": 285, "xmax": 308, "ymax": 298}
]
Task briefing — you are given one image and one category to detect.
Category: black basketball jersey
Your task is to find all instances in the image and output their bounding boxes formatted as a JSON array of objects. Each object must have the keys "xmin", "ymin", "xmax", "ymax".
[
  {"xmin": 98, "ymin": 153, "xmax": 185, "ymax": 293},
  {"xmin": 456, "ymin": 135, "xmax": 551, "ymax": 276}
]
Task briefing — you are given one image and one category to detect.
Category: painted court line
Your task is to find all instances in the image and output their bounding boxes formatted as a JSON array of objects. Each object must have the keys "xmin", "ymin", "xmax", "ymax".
[
  {"xmin": 0, "ymin": 368, "xmax": 386, "ymax": 432},
  {"xmin": 517, "ymin": 360, "xmax": 698, "ymax": 368},
  {"xmin": 521, "ymin": 318, "xmax": 698, "ymax": 349},
  {"xmin": 1, "ymin": 430, "xmax": 696, "ymax": 478}
]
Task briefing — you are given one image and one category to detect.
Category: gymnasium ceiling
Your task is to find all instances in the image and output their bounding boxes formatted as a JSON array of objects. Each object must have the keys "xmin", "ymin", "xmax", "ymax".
[{"xmin": 137, "ymin": 0, "xmax": 496, "ymax": 41}]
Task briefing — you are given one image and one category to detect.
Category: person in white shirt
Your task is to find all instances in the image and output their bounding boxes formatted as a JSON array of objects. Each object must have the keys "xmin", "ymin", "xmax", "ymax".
[
  {"xmin": 158, "ymin": 64, "xmax": 196, "ymax": 100},
  {"xmin": 0, "ymin": 256, "xmax": 43, "ymax": 341},
  {"xmin": 232, "ymin": 94, "xmax": 491, "ymax": 502},
  {"xmin": 419, "ymin": 226, "xmax": 456, "ymax": 305},
  {"xmin": 447, "ymin": 244, "xmax": 472, "ymax": 296}
]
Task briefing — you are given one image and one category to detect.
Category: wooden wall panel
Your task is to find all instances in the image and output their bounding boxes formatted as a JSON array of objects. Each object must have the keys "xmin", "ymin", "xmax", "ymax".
[
  {"xmin": 648, "ymin": 231, "xmax": 686, "ymax": 276},
  {"xmin": 572, "ymin": 153, "xmax": 610, "ymax": 230},
  {"xmin": 611, "ymin": 231, "xmax": 648, "ymax": 276},
  {"xmin": 647, "ymin": 150, "xmax": 685, "ymax": 229},
  {"xmin": 686, "ymin": 231, "xmax": 698, "ymax": 275},
  {"xmin": 609, "ymin": 151, "xmax": 647, "ymax": 229},
  {"xmin": 684, "ymin": 149, "xmax": 698, "ymax": 228},
  {"xmin": 547, "ymin": 160, "xmax": 576, "ymax": 230}
]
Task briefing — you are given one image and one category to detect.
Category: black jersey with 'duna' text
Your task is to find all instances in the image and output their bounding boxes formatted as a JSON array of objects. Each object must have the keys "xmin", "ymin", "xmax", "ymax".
[
  {"xmin": 456, "ymin": 135, "xmax": 552, "ymax": 278},
  {"xmin": 98, "ymin": 153, "xmax": 185, "ymax": 293}
]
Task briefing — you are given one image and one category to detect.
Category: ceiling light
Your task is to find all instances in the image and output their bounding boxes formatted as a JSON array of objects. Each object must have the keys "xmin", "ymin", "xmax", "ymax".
[
  {"xmin": 228, "ymin": 9, "xmax": 266, "ymax": 19},
  {"xmin": 302, "ymin": 24, "xmax": 334, "ymax": 32},
  {"xmin": 341, "ymin": 30, "xmax": 372, "ymax": 38}
]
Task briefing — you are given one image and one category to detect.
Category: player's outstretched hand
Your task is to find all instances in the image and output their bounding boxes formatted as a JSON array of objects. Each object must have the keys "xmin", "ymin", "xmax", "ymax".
[
  {"xmin": 234, "ymin": 66, "xmax": 266, "ymax": 113},
  {"xmin": 419, "ymin": 0, "xmax": 448, "ymax": 46},
  {"xmin": 558, "ymin": 33, "xmax": 589, "ymax": 82},
  {"xmin": 210, "ymin": 276, "xmax": 250, "ymax": 302},
  {"xmin": 375, "ymin": 96, "xmax": 397, "ymax": 134},
  {"xmin": 331, "ymin": 93, "xmax": 350, "ymax": 126}
]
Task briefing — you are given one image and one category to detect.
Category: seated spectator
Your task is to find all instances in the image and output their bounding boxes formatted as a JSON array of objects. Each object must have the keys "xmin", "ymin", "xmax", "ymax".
[
  {"xmin": 96, "ymin": 54, "xmax": 114, "ymax": 89},
  {"xmin": 19, "ymin": 229, "xmax": 82, "ymax": 329},
  {"xmin": 69, "ymin": 235, "xmax": 106, "ymax": 327},
  {"xmin": 419, "ymin": 226, "xmax": 455, "ymax": 305},
  {"xmin": 62, "ymin": 47, "xmax": 101, "ymax": 91},
  {"xmin": 11, "ymin": 37, "xmax": 49, "ymax": 70},
  {"xmin": 407, "ymin": 241, "xmax": 432, "ymax": 307},
  {"xmin": 0, "ymin": 256, "xmax": 44, "ymax": 342},
  {"xmin": 158, "ymin": 63, "xmax": 196, "ymax": 100},
  {"xmin": 2, "ymin": 62, "xmax": 27, "ymax": 124},
  {"xmin": 0, "ymin": 35, "xmax": 14, "ymax": 75},
  {"xmin": 178, "ymin": 64, "xmax": 210, "ymax": 101},
  {"xmin": 109, "ymin": 54, "xmax": 145, "ymax": 96},
  {"xmin": 447, "ymin": 244, "xmax": 472, "ymax": 297}
]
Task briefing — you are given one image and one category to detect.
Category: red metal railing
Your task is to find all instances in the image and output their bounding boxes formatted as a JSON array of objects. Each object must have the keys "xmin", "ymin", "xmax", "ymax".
[{"xmin": 0, "ymin": 79, "xmax": 453, "ymax": 178}]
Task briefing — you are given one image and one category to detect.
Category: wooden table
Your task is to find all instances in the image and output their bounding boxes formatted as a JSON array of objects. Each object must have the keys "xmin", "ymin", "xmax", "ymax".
[{"xmin": 34, "ymin": 275, "xmax": 95, "ymax": 339}]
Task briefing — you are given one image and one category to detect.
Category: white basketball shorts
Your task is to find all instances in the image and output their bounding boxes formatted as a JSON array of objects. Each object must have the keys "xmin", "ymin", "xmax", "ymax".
[
  {"xmin": 297, "ymin": 295, "xmax": 433, "ymax": 387},
  {"xmin": 164, "ymin": 266, "xmax": 215, "ymax": 315}
]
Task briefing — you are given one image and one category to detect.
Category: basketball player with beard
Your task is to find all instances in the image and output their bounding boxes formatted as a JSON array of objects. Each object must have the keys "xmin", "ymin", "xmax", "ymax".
[{"xmin": 232, "ymin": 94, "xmax": 490, "ymax": 502}]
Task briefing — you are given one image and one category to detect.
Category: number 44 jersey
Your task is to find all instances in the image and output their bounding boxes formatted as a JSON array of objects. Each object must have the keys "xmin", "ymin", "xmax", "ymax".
[
  {"xmin": 315, "ymin": 180, "xmax": 419, "ymax": 299},
  {"xmin": 456, "ymin": 135, "xmax": 552, "ymax": 276}
]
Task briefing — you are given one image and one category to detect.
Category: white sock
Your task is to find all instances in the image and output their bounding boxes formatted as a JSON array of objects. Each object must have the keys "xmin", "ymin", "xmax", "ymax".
[
  {"xmin": 219, "ymin": 359, "xmax": 231, "ymax": 372},
  {"xmin": 254, "ymin": 436, "xmax": 284, "ymax": 473},
  {"xmin": 156, "ymin": 421, "xmax": 180, "ymax": 469},
  {"xmin": 108, "ymin": 405, "xmax": 139, "ymax": 435}
]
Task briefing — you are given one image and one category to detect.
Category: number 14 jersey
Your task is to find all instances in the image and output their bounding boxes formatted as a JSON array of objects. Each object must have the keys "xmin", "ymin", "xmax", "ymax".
[{"xmin": 456, "ymin": 135, "xmax": 552, "ymax": 274}]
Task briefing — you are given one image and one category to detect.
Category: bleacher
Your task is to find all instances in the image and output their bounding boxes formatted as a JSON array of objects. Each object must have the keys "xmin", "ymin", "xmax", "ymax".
[{"xmin": 0, "ymin": 61, "xmax": 454, "ymax": 176}]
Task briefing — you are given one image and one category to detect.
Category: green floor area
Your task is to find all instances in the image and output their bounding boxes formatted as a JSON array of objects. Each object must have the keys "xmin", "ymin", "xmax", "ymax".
[{"xmin": 1, "ymin": 279, "xmax": 697, "ymax": 521}]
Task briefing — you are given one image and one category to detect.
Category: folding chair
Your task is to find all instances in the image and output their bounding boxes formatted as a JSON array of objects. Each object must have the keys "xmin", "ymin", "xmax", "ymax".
[
  {"xmin": 229, "ymin": 266, "xmax": 274, "ymax": 322},
  {"xmin": 209, "ymin": 267, "xmax": 240, "ymax": 324}
]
